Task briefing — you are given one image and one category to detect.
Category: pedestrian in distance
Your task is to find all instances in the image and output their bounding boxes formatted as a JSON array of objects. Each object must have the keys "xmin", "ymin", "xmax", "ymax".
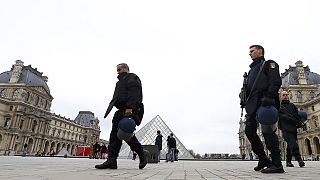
[
  {"xmin": 240, "ymin": 45, "xmax": 284, "ymax": 173},
  {"xmin": 279, "ymin": 91, "xmax": 305, "ymax": 167},
  {"xmin": 100, "ymin": 143, "xmax": 107, "ymax": 159},
  {"xmin": 95, "ymin": 63, "xmax": 149, "ymax": 170},
  {"xmin": 155, "ymin": 130, "xmax": 163, "ymax": 162},
  {"xmin": 22, "ymin": 143, "xmax": 28, "ymax": 157},
  {"xmin": 168, "ymin": 133, "xmax": 176, "ymax": 162},
  {"xmin": 93, "ymin": 142, "xmax": 101, "ymax": 159}
]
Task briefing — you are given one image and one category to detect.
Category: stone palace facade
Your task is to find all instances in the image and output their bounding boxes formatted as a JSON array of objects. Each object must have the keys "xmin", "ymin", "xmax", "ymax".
[
  {"xmin": 239, "ymin": 61, "xmax": 320, "ymax": 160},
  {"xmin": 0, "ymin": 60, "xmax": 100, "ymax": 156}
]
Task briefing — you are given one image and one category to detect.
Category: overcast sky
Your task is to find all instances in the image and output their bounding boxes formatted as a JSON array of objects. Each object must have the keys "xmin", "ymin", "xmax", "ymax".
[{"xmin": 1, "ymin": 0, "xmax": 320, "ymax": 154}]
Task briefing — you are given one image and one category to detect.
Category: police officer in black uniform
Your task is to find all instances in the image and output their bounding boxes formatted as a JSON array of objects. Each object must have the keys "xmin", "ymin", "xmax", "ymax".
[
  {"xmin": 95, "ymin": 63, "xmax": 148, "ymax": 170},
  {"xmin": 279, "ymin": 91, "xmax": 305, "ymax": 167},
  {"xmin": 243, "ymin": 45, "xmax": 284, "ymax": 173}
]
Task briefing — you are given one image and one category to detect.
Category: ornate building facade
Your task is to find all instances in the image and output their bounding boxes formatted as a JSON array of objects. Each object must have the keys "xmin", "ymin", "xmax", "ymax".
[
  {"xmin": 0, "ymin": 60, "xmax": 100, "ymax": 156},
  {"xmin": 239, "ymin": 61, "xmax": 320, "ymax": 160}
]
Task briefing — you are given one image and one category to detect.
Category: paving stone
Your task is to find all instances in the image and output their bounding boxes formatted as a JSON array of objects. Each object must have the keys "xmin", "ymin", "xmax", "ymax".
[{"xmin": 0, "ymin": 156, "xmax": 319, "ymax": 180}]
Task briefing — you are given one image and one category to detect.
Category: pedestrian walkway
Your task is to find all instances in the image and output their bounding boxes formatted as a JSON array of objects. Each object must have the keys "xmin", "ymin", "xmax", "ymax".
[{"xmin": 0, "ymin": 156, "xmax": 319, "ymax": 179}]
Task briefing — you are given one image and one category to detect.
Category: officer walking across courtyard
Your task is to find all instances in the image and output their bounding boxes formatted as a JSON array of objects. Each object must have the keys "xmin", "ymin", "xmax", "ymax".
[
  {"xmin": 241, "ymin": 45, "xmax": 284, "ymax": 173},
  {"xmin": 279, "ymin": 91, "xmax": 305, "ymax": 167},
  {"xmin": 95, "ymin": 63, "xmax": 148, "ymax": 170}
]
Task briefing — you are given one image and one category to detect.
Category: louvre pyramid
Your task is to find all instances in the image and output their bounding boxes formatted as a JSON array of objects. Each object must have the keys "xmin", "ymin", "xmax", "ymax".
[{"xmin": 118, "ymin": 115, "xmax": 194, "ymax": 159}]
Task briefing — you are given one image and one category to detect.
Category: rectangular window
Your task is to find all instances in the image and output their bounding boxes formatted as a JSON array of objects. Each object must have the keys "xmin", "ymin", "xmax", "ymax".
[{"xmin": 4, "ymin": 118, "xmax": 11, "ymax": 127}]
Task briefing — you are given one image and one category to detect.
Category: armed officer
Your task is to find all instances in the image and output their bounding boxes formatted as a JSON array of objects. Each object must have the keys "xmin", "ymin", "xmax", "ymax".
[
  {"xmin": 242, "ymin": 45, "xmax": 284, "ymax": 173},
  {"xmin": 279, "ymin": 91, "xmax": 305, "ymax": 167},
  {"xmin": 95, "ymin": 63, "xmax": 148, "ymax": 170}
]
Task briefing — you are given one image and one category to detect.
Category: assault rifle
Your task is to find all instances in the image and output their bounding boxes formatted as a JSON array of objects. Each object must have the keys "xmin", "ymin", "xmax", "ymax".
[{"xmin": 279, "ymin": 106, "xmax": 307, "ymax": 130}]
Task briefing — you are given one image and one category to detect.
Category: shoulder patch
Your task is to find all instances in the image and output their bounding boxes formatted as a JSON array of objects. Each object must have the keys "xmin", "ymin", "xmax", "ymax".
[{"xmin": 270, "ymin": 62, "xmax": 276, "ymax": 69}]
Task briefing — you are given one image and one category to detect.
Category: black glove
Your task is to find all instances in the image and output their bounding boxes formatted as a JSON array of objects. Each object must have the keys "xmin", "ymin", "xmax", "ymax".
[{"xmin": 261, "ymin": 97, "xmax": 275, "ymax": 107}]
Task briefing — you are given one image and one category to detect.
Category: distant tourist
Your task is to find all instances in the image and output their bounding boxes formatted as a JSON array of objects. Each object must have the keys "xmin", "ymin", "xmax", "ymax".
[
  {"xmin": 93, "ymin": 142, "xmax": 101, "ymax": 159},
  {"xmin": 22, "ymin": 143, "xmax": 28, "ymax": 157},
  {"xmin": 100, "ymin": 143, "xmax": 107, "ymax": 159},
  {"xmin": 155, "ymin": 130, "xmax": 163, "ymax": 162},
  {"xmin": 168, "ymin": 133, "xmax": 176, "ymax": 162},
  {"xmin": 49, "ymin": 148, "xmax": 55, "ymax": 157}
]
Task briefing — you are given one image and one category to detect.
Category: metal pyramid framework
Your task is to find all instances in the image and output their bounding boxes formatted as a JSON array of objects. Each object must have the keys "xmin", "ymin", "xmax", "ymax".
[{"xmin": 119, "ymin": 115, "xmax": 194, "ymax": 159}]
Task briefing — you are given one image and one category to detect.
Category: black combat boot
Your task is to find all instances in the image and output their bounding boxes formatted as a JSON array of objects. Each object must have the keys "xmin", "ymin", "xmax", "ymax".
[
  {"xmin": 286, "ymin": 161, "xmax": 294, "ymax": 167},
  {"xmin": 295, "ymin": 156, "xmax": 305, "ymax": 167},
  {"xmin": 95, "ymin": 157, "xmax": 117, "ymax": 169},
  {"xmin": 254, "ymin": 156, "xmax": 271, "ymax": 171},
  {"xmin": 286, "ymin": 156, "xmax": 294, "ymax": 167},
  {"xmin": 139, "ymin": 150, "xmax": 150, "ymax": 169},
  {"xmin": 261, "ymin": 158, "xmax": 284, "ymax": 173}
]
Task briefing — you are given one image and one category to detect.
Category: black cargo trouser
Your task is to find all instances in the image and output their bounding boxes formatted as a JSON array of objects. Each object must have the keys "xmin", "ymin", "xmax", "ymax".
[
  {"xmin": 245, "ymin": 113, "xmax": 282, "ymax": 165},
  {"xmin": 282, "ymin": 130, "xmax": 301, "ymax": 161},
  {"xmin": 108, "ymin": 110, "xmax": 144, "ymax": 159}
]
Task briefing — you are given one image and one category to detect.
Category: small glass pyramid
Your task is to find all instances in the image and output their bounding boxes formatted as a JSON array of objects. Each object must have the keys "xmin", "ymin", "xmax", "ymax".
[{"xmin": 119, "ymin": 115, "xmax": 194, "ymax": 159}]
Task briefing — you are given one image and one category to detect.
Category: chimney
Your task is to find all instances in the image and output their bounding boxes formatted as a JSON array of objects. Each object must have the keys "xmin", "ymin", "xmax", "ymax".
[
  {"xmin": 9, "ymin": 60, "xmax": 24, "ymax": 83},
  {"xmin": 295, "ymin": 61, "xmax": 307, "ymax": 85},
  {"xmin": 42, "ymin": 76, "xmax": 48, "ymax": 82}
]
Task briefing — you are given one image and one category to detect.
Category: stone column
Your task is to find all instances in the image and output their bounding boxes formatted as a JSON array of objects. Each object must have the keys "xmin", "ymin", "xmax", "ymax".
[
  {"xmin": 9, "ymin": 135, "xmax": 16, "ymax": 150},
  {"xmin": 26, "ymin": 118, "xmax": 33, "ymax": 130}
]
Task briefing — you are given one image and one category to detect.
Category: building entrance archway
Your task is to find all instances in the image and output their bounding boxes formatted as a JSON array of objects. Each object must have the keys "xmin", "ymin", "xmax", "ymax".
[
  {"xmin": 27, "ymin": 138, "xmax": 34, "ymax": 153},
  {"xmin": 44, "ymin": 141, "xmax": 50, "ymax": 154},
  {"xmin": 305, "ymin": 139, "xmax": 312, "ymax": 155},
  {"xmin": 313, "ymin": 137, "xmax": 320, "ymax": 156}
]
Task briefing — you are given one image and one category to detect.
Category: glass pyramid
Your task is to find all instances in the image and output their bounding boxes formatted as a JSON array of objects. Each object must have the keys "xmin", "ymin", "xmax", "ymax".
[{"xmin": 118, "ymin": 115, "xmax": 194, "ymax": 159}]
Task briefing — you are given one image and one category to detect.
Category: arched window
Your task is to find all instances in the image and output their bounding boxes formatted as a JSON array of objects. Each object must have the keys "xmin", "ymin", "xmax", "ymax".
[
  {"xmin": 20, "ymin": 119, "xmax": 24, "ymax": 129},
  {"xmin": 32, "ymin": 120, "xmax": 37, "ymax": 132},
  {"xmin": 4, "ymin": 118, "xmax": 11, "ymax": 128}
]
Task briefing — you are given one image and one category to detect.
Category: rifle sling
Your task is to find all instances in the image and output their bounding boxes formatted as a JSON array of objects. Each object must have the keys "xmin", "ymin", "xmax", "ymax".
[{"xmin": 245, "ymin": 60, "xmax": 266, "ymax": 104}]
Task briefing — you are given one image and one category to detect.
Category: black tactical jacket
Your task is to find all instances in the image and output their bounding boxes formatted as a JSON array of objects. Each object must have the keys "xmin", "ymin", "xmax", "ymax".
[
  {"xmin": 245, "ymin": 56, "xmax": 282, "ymax": 115},
  {"xmin": 279, "ymin": 100, "xmax": 299, "ymax": 132}
]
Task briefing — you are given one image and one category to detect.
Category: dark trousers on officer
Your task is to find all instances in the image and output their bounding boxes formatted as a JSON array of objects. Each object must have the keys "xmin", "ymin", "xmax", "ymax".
[
  {"xmin": 245, "ymin": 113, "xmax": 282, "ymax": 165},
  {"xmin": 108, "ymin": 110, "xmax": 144, "ymax": 159},
  {"xmin": 282, "ymin": 130, "xmax": 301, "ymax": 161}
]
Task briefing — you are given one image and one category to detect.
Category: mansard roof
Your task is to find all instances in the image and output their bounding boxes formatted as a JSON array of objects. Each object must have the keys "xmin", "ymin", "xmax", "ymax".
[
  {"xmin": 281, "ymin": 61, "xmax": 320, "ymax": 87},
  {"xmin": 74, "ymin": 111, "xmax": 95, "ymax": 127},
  {"xmin": 0, "ymin": 64, "xmax": 50, "ymax": 93}
]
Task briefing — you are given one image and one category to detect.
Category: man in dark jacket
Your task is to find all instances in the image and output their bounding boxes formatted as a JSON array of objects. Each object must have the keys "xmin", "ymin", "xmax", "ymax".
[
  {"xmin": 242, "ymin": 45, "xmax": 284, "ymax": 173},
  {"xmin": 100, "ymin": 143, "xmax": 107, "ymax": 159},
  {"xmin": 93, "ymin": 142, "xmax": 101, "ymax": 159},
  {"xmin": 168, "ymin": 133, "xmax": 176, "ymax": 162},
  {"xmin": 279, "ymin": 91, "xmax": 305, "ymax": 167},
  {"xmin": 95, "ymin": 63, "xmax": 148, "ymax": 170},
  {"xmin": 155, "ymin": 130, "xmax": 163, "ymax": 162}
]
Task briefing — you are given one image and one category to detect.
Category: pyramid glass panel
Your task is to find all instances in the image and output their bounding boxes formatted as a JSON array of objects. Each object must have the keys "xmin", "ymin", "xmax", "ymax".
[{"xmin": 118, "ymin": 115, "xmax": 194, "ymax": 159}]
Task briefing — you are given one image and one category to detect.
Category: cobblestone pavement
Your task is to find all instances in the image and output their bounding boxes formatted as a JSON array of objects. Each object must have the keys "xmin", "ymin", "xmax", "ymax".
[{"xmin": 0, "ymin": 156, "xmax": 319, "ymax": 180}]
